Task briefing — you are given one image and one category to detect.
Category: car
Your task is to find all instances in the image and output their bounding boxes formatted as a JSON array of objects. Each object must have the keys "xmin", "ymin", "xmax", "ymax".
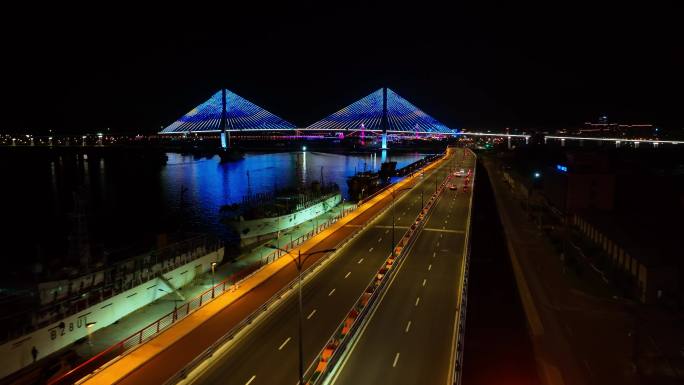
[
  {"xmin": 454, "ymin": 168, "xmax": 466, "ymax": 177},
  {"xmin": 449, "ymin": 184, "xmax": 458, "ymax": 190}
]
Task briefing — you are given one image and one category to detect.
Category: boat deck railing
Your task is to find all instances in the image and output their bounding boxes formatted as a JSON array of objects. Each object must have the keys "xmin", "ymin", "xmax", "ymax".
[{"xmin": 0, "ymin": 236, "xmax": 222, "ymax": 345}]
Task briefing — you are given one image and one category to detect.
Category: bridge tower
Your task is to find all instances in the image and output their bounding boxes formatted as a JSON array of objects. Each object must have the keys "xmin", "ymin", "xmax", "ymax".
[
  {"xmin": 220, "ymin": 89, "xmax": 230, "ymax": 149},
  {"xmin": 381, "ymin": 87, "xmax": 388, "ymax": 150}
]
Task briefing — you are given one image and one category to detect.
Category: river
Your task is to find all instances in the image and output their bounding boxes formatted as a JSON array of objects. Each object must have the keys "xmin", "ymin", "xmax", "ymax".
[{"xmin": 1, "ymin": 150, "xmax": 430, "ymax": 271}]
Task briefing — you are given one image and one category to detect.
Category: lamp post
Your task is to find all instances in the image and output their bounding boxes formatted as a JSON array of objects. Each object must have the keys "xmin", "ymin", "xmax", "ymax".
[
  {"xmin": 390, "ymin": 186, "xmax": 412, "ymax": 257},
  {"xmin": 265, "ymin": 245, "xmax": 336, "ymax": 385},
  {"xmin": 211, "ymin": 262, "xmax": 217, "ymax": 298},
  {"xmin": 85, "ymin": 321, "xmax": 97, "ymax": 354}
]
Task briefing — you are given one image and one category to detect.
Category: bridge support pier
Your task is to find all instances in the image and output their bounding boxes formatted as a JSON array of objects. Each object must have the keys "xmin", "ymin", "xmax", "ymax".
[
  {"xmin": 653, "ymin": 142, "xmax": 659, "ymax": 148},
  {"xmin": 507, "ymin": 136, "xmax": 512, "ymax": 149},
  {"xmin": 381, "ymin": 132, "xmax": 388, "ymax": 150},
  {"xmin": 220, "ymin": 131, "xmax": 228, "ymax": 149},
  {"xmin": 615, "ymin": 140, "xmax": 621, "ymax": 148},
  {"xmin": 634, "ymin": 141, "xmax": 640, "ymax": 148},
  {"xmin": 561, "ymin": 138, "xmax": 565, "ymax": 147}
]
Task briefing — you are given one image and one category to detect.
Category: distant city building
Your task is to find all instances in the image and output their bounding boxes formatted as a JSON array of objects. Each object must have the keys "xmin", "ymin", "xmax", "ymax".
[{"xmin": 544, "ymin": 152, "xmax": 615, "ymax": 212}]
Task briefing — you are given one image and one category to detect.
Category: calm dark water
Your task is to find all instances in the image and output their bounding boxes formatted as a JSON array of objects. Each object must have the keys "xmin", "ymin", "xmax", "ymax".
[{"xmin": 0, "ymin": 150, "xmax": 426, "ymax": 271}]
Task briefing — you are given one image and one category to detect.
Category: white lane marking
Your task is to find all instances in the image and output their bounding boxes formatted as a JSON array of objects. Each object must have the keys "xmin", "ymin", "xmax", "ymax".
[
  {"xmin": 428, "ymin": 264, "xmax": 432, "ymax": 271},
  {"xmin": 433, "ymin": 251, "xmax": 436, "ymax": 258},
  {"xmin": 405, "ymin": 321, "xmax": 412, "ymax": 332},
  {"xmin": 385, "ymin": 229, "xmax": 389, "ymax": 234},
  {"xmin": 307, "ymin": 309, "xmax": 317, "ymax": 320},
  {"xmin": 328, "ymin": 288, "xmax": 336, "ymax": 296},
  {"xmin": 378, "ymin": 237, "xmax": 382, "ymax": 242},
  {"xmin": 415, "ymin": 297, "xmax": 420, "ymax": 306},
  {"xmin": 369, "ymin": 247, "xmax": 374, "ymax": 252},
  {"xmin": 440, "ymin": 234, "xmax": 443, "ymax": 238},
  {"xmin": 345, "ymin": 271, "xmax": 351, "ymax": 279},
  {"xmin": 436, "ymin": 242, "xmax": 440, "ymax": 247},
  {"xmin": 393, "ymin": 352, "xmax": 400, "ymax": 367},
  {"xmin": 246, "ymin": 375, "xmax": 256, "ymax": 385},
  {"xmin": 278, "ymin": 337, "xmax": 291, "ymax": 350},
  {"xmin": 422, "ymin": 278, "xmax": 427, "ymax": 287},
  {"xmin": 397, "ymin": 217, "xmax": 401, "ymax": 221}
]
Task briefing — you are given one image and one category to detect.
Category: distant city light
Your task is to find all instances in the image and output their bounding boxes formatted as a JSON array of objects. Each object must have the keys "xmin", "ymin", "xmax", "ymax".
[
  {"xmin": 556, "ymin": 165, "xmax": 568, "ymax": 172},
  {"xmin": 302, "ymin": 146, "xmax": 307, "ymax": 151},
  {"xmin": 534, "ymin": 172, "xmax": 541, "ymax": 178}
]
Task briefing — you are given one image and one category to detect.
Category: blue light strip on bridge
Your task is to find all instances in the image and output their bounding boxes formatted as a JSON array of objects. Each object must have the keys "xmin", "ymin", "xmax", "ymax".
[
  {"xmin": 304, "ymin": 88, "xmax": 456, "ymax": 134},
  {"xmin": 160, "ymin": 90, "xmax": 295, "ymax": 134}
]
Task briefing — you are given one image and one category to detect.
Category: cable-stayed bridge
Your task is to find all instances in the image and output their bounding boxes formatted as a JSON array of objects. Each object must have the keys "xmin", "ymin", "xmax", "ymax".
[{"xmin": 158, "ymin": 88, "xmax": 683, "ymax": 149}]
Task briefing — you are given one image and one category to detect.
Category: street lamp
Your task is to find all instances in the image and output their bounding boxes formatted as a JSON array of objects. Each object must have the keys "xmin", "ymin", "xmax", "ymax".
[
  {"xmin": 390, "ymin": 186, "xmax": 412, "ymax": 257},
  {"xmin": 211, "ymin": 262, "xmax": 218, "ymax": 298},
  {"xmin": 265, "ymin": 245, "xmax": 336, "ymax": 385},
  {"xmin": 85, "ymin": 321, "xmax": 97, "ymax": 354}
]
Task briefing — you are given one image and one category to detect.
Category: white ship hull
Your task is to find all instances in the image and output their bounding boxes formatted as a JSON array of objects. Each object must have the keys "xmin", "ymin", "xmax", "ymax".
[
  {"xmin": 0, "ymin": 246, "xmax": 224, "ymax": 380},
  {"xmin": 229, "ymin": 193, "xmax": 342, "ymax": 245}
]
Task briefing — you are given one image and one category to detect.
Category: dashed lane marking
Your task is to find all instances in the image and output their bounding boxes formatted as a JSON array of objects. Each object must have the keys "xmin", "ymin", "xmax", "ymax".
[{"xmin": 278, "ymin": 337, "xmax": 291, "ymax": 350}]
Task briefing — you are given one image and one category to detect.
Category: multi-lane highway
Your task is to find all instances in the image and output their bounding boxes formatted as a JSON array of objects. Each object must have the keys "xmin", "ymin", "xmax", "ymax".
[
  {"xmin": 329, "ymin": 150, "xmax": 475, "ymax": 385},
  {"xmin": 185, "ymin": 151, "xmax": 460, "ymax": 385}
]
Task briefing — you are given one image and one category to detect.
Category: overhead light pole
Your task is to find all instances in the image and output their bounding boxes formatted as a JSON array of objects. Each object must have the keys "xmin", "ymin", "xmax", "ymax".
[
  {"xmin": 265, "ymin": 245, "xmax": 336, "ymax": 385},
  {"xmin": 211, "ymin": 262, "xmax": 217, "ymax": 298}
]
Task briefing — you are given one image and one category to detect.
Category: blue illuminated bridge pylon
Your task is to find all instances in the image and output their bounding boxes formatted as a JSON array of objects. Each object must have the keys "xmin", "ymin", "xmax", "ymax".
[
  {"xmin": 159, "ymin": 89, "xmax": 296, "ymax": 147},
  {"xmin": 303, "ymin": 87, "xmax": 458, "ymax": 148}
]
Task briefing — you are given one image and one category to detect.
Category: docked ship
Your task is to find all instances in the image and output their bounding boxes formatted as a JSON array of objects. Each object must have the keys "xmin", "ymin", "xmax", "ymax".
[
  {"xmin": 347, "ymin": 161, "xmax": 396, "ymax": 201},
  {"xmin": 221, "ymin": 181, "xmax": 342, "ymax": 247},
  {"xmin": 0, "ymin": 235, "xmax": 224, "ymax": 382}
]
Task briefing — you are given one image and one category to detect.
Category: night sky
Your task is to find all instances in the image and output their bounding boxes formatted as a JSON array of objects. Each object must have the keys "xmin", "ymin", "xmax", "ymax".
[{"xmin": 1, "ymin": 3, "xmax": 681, "ymax": 134}]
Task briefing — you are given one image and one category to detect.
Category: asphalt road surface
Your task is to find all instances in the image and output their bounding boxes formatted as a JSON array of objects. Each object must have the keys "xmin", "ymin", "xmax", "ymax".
[
  {"xmin": 460, "ymin": 161, "xmax": 540, "ymax": 385},
  {"xmin": 187, "ymin": 152, "xmax": 461, "ymax": 385},
  {"xmin": 329, "ymin": 151, "xmax": 475, "ymax": 385}
]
